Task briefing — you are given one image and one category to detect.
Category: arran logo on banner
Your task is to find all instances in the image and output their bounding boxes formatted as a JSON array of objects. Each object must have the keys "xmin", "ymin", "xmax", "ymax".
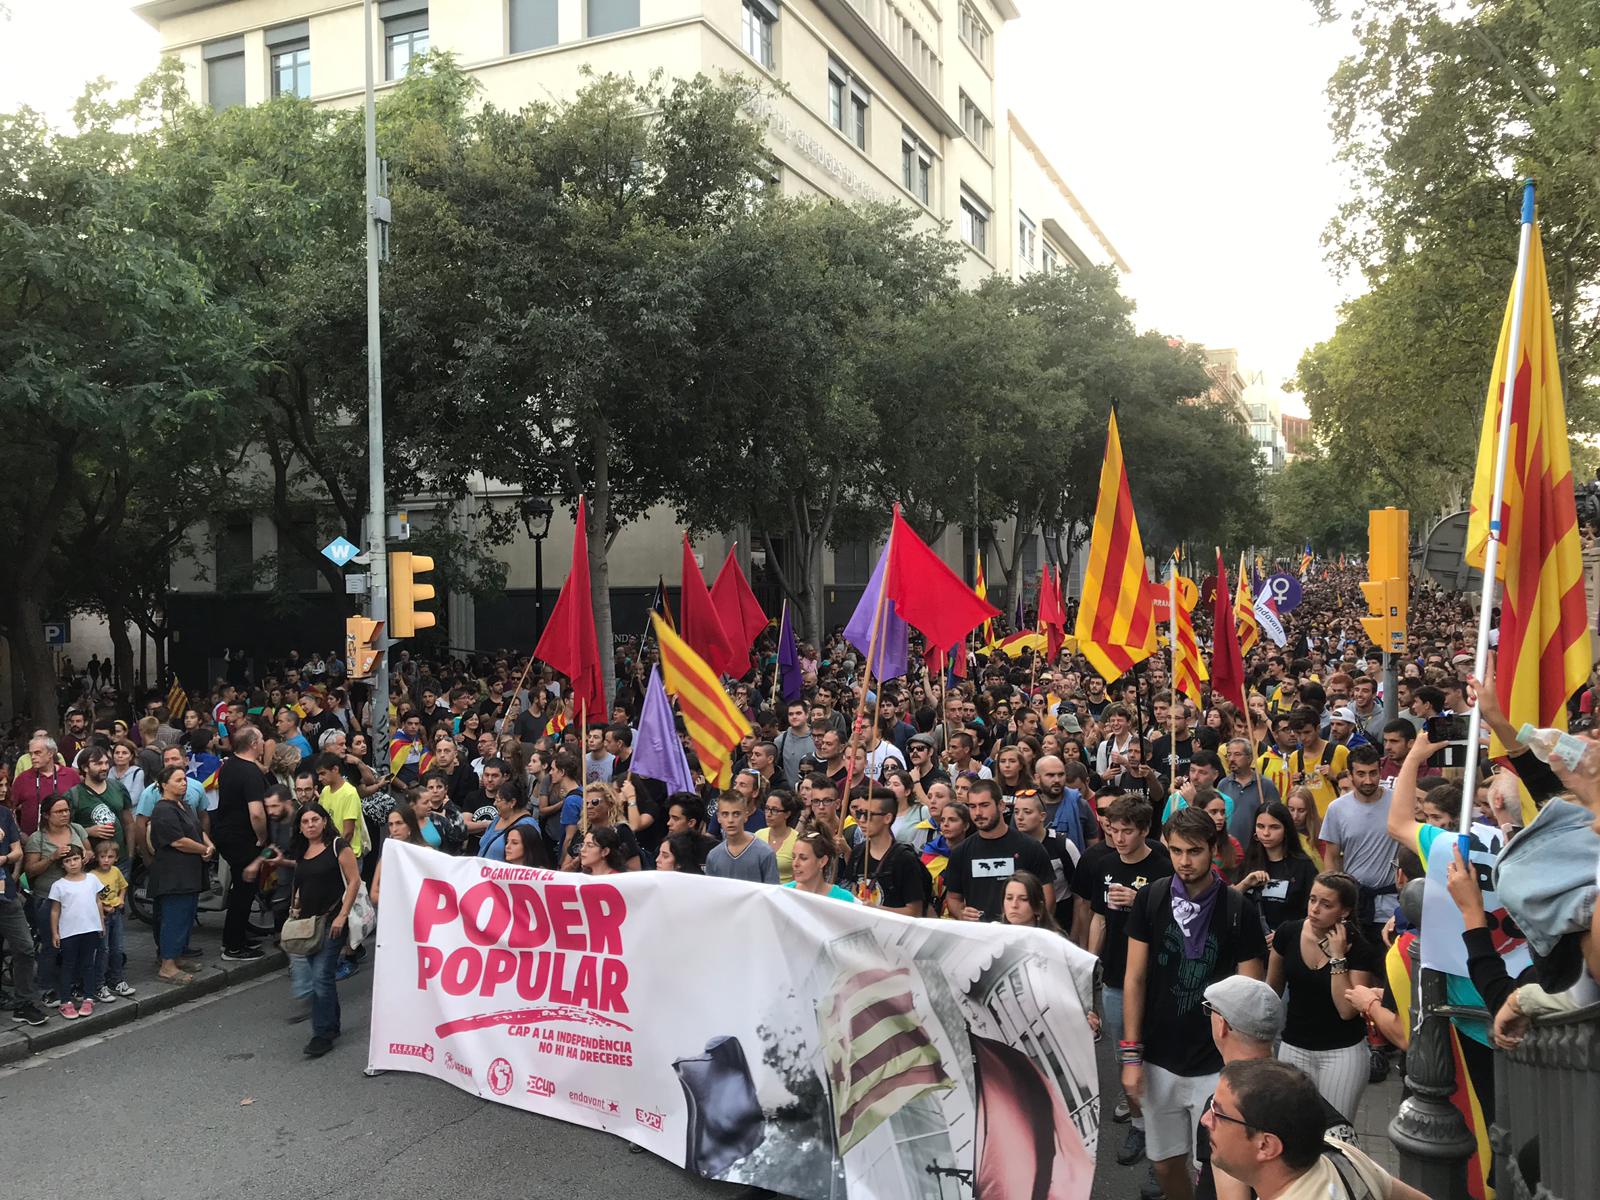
[
  {"xmin": 444, "ymin": 1052, "xmax": 474, "ymax": 1080},
  {"xmin": 388, "ymin": 1041, "xmax": 435, "ymax": 1062},
  {"xmin": 570, "ymin": 1090, "xmax": 620, "ymax": 1115},
  {"xmin": 486, "ymin": 1057, "xmax": 515, "ymax": 1097},
  {"xmin": 526, "ymin": 1074, "xmax": 556, "ymax": 1098},
  {"xmin": 412, "ymin": 876, "xmax": 635, "ymax": 1039},
  {"xmin": 635, "ymin": 1107, "xmax": 664, "ymax": 1132}
]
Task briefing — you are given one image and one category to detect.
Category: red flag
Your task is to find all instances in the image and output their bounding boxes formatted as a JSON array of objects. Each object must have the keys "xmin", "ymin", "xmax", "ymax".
[
  {"xmin": 709, "ymin": 547, "xmax": 767, "ymax": 679},
  {"xmin": 884, "ymin": 507, "xmax": 999, "ymax": 653},
  {"xmin": 1038, "ymin": 564, "xmax": 1067, "ymax": 661},
  {"xmin": 533, "ymin": 497, "xmax": 605, "ymax": 719},
  {"xmin": 1209, "ymin": 548, "xmax": 1248, "ymax": 718},
  {"xmin": 971, "ymin": 1032, "xmax": 1093, "ymax": 1200},
  {"xmin": 679, "ymin": 536, "xmax": 735, "ymax": 680}
]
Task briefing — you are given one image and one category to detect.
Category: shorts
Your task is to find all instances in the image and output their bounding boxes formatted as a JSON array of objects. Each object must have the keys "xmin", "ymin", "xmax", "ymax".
[{"xmin": 1142, "ymin": 1062, "xmax": 1218, "ymax": 1162}]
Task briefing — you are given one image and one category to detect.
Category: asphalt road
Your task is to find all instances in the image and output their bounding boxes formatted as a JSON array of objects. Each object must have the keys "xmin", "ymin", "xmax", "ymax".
[{"xmin": 0, "ymin": 966, "xmax": 747, "ymax": 1200}]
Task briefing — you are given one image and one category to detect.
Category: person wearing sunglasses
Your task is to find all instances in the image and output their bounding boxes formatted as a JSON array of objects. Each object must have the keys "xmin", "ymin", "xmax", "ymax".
[{"xmin": 1203, "ymin": 1059, "xmax": 1427, "ymax": 1200}]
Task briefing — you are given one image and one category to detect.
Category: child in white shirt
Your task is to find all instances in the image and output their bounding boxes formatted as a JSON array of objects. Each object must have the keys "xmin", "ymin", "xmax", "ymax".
[{"xmin": 49, "ymin": 845, "xmax": 106, "ymax": 1020}]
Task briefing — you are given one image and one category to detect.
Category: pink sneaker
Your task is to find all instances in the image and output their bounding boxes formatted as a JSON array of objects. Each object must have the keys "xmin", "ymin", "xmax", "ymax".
[
  {"xmin": 59, "ymin": 1002, "xmax": 79, "ymax": 1020},
  {"xmin": 78, "ymin": 999, "xmax": 95, "ymax": 1017}
]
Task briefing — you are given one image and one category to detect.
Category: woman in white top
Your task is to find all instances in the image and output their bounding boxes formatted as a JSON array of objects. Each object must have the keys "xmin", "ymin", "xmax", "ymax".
[{"xmin": 110, "ymin": 738, "xmax": 145, "ymax": 806}]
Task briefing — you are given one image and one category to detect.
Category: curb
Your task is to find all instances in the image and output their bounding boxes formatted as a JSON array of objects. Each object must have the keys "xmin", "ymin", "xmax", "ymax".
[{"xmin": 0, "ymin": 950, "xmax": 288, "ymax": 1064}]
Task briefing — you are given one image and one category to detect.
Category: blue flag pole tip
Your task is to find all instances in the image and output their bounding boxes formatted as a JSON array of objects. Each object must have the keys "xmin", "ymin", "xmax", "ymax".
[{"xmin": 1521, "ymin": 179, "xmax": 1535, "ymax": 225}]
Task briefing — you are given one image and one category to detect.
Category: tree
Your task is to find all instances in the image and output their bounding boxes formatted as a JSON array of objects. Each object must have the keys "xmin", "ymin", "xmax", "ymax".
[
  {"xmin": 0, "ymin": 91, "xmax": 252, "ymax": 724},
  {"xmin": 1306, "ymin": 0, "xmax": 1600, "ymax": 508},
  {"xmin": 1263, "ymin": 452, "xmax": 1382, "ymax": 552}
]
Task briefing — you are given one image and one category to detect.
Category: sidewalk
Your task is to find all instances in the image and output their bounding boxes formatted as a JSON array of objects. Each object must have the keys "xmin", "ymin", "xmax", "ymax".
[{"xmin": 0, "ymin": 905, "xmax": 287, "ymax": 1065}]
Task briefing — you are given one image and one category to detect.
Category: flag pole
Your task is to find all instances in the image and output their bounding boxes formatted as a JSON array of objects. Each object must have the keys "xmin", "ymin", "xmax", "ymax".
[
  {"xmin": 845, "ymin": 528, "xmax": 892, "ymax": 799},
  {"xmin": 769, "ymin": 599, "xmax": 786, "ymax": 717},
  {"xmin": 1220, "ymin": 546, "xmax": 1248, "ymax": 719},
  {"xmin": 1460, "ymin": 179, "xmax": 1536, "ymax": 849},
  {"xmin": 1168, "ymin": 558, "xmax": 1180, "ymax": 795},
  {"xmin": 500, "ymin": 652, "xmax": 539, "ymax": 740}
]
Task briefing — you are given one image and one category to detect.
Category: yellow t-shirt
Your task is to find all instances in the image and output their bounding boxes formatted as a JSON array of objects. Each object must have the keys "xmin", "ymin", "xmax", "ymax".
[
  {"xmin": 756, "ymin": 827, "xmax": 797, "ymax": 885},
  {"xmin": 92, "ymin": 865, "xmax": 128, "ymax": 911},
  {"xmin": 320, "ymin": 781, "xmax": 366, "ymax": 856},
  {"xmin": 1288, "ymin": 742, "xmax": 1350, "ymax": 818}
]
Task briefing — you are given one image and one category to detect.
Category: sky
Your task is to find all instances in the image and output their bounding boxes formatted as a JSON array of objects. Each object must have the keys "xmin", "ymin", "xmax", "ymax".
[{"xmin": 2, "ymin": 0, "xmax": 1356, "ymax": 409}]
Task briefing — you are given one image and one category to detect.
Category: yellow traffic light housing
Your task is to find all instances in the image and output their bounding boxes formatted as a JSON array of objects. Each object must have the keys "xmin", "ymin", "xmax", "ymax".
[
  {"xmin": 345, "ymin": 616, "xmax": 384, "ymax": 680},
  {"xmin": 1362, "ymin": 509, "xmax": 1409, "ymax": 652},
  {"xmin": 390, "ymin": 551, "xmax": 436, "ymax": 638}
]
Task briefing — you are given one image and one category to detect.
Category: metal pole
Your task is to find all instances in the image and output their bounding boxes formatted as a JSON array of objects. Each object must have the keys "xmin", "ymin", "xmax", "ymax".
[
  {"xmin": 363, "ymin": 0, "xmax": 391, "ymax": 766},
  {"xmin": 1459, "ymin": 180, "xmax": 1536, "ymax": 848},
  {"xmin": 534, "ymin": 536, "xmax": 546, "ymax": 644},
  {"xmin": 1382, "ymin": 651, "xmax": 1398, "ymax": 725}
]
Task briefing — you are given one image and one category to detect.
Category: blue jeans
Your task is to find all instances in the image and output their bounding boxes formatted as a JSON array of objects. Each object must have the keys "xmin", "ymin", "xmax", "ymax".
[
  {"xmin": 58, "ymin": 932, "xmax": 101, "ymax": 998},
  {"xmin": 157, "ymin": 893, "xmax": 199, "ymax": 961},
  {"xmin": 289, "ymin": 933, "xmax": 342, "ymax": 1040},
  {"xmin": 96, "ymin": 908, "xmax": 127, "ymax": 988}
]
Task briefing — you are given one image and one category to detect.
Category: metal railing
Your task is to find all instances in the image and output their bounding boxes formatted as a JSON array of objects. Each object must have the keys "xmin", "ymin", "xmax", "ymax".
[{"xmin": 1491, "ymin": 1001, "xmax": 1600, "ymax": 1200}]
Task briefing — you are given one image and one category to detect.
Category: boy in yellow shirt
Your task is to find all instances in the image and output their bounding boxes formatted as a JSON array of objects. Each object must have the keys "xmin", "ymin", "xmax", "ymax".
[{"xmin": 90, "ymin": 839, "xmax": 135, "ymax": 1001}]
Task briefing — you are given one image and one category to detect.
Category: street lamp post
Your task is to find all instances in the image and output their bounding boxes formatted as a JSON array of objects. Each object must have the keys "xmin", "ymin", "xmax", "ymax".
[{"xmin": 520, "ymin": 496, "xmax": 555, "ymax": 643}]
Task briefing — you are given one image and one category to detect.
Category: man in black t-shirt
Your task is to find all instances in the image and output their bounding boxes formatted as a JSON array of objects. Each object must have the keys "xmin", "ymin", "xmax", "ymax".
[
  {"xmin": 1149, "ymin": 700, "xmax": 1196, "ymax": 789},
  {"xmin": 840, "ymin": 789, "xmax": 927, "ymax": 914},
  {"xmin": 1071, "ymin": 793, "xmax": 1172, "ymax": 1164},
  {"xmin": 945, "ymin": 779, "xmax": 1054, "ymax": 921},
  {"xmin": 1123, "ymin": 808, "xmax": 1266, "ymax": 1200},
  {"xmin": 214, "ymin": 727, "xmax": 270, "ymax": 962}
]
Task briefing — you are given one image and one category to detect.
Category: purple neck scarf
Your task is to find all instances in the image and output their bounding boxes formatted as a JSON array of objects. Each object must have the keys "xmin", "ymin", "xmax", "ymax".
[{"xmin": 1171, "ymin": 874, "xmax": 1223, "ymax": 960}]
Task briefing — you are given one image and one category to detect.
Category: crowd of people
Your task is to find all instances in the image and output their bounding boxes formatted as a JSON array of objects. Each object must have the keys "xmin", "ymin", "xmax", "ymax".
[{"xmin": 3, "ymin": 563, "xmax": 1598, "ymax": 1198}]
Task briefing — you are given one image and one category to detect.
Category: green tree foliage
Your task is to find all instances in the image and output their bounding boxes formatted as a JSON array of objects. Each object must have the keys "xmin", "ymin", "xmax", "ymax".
[{"xmin": 1303, "ymin": 0, "xmax": 1600, "ymax": 515}]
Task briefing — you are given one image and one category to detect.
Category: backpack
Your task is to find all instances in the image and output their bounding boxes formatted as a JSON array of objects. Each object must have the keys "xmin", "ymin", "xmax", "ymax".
[
  {"xmin": 1139, "ymin": 875, "xmax": 1246, "ymax": 950},
  {"xmin": 1324, "ymin": 1144, "xmax": 1381, "ymax": 1199}
]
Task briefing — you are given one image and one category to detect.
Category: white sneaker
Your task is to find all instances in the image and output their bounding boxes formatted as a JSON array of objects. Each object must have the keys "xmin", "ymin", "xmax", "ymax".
[
  {"xmin": 94, "ymin": 985, "xmax": 116, "ymax": 1003},
  {"xmin": 113, "ymin": 981, "xmax": 136, "ymax": 997}
]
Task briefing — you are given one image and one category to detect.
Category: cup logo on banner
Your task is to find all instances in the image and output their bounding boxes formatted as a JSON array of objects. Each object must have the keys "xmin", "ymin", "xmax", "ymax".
[{"xmin": 369, "ymin": 844, "xmax": 1102, "ymax": 1200}]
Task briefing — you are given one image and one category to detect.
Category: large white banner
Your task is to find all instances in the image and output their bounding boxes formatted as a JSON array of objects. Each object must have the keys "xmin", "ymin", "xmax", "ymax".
[{"xmin": 368, "ymin": 841, "xmax": 1100, "ymax": 1200}]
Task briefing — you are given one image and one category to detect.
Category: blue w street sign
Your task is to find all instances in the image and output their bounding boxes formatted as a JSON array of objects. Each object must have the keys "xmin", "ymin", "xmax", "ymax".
[{"xmin": 321, "ymin": 536, "xmax": 360, "ymax": 567}]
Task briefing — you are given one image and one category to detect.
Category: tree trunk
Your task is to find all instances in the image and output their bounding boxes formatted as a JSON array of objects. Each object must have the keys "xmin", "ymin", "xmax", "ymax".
[
  {"xmin": 589, "ymin": 421, "xmax": 617, "ymax": 708},
  {"xmin": 108, "ymin": 598, "xmax": 134, "ymax": 705},
  {"xmin": 9, "ymin": 591, "xmax": 60, "ymax": 732},
  {"xmin": 802, "ymin": 530, "xmax": 825, "ymax": 647}
]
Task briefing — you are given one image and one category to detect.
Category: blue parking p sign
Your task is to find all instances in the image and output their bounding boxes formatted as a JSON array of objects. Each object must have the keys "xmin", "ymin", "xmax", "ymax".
[{"xmin": 43, "ymin": 621, "xmax": 69, "ymax": 646}]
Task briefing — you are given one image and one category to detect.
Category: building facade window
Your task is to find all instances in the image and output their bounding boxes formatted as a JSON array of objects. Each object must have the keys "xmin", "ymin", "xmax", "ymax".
[
  {"xmin": 266, "ymin": 22, "xmax": 311, "ymax": 99},
  {"xmin": 509, "ymin": 0, "xmax": 559, "ymax": 53},
  {"xmin": 901, "ymin": 128, "xmax": 932, "ymax": 205},
  {"xmin": 587, "ymin": 0, "xmax": 640, "ymax": 37},
  {"xmin": 958, "ymin": 2, "xmax": 992, "ymax": 69},
  {"xmin": 959, "ymin": 91, "xmax": 992, "ymax": 156},
  {"xmin": 203, "ymin": 38, "xmax": 245, "ymax": 111},
  {"xmin": 827, "ymin": 59, "xmax": 869, "ymax": 150},
  {"xmin": 741, "ymin": 0, "xmax": 776, "ymax": 69},
  {"xmin": 1017, "ymin": 211, "xmax": 1036, "ymax": 266},
  {"xmin": 215, "ymin": 518, "xmax": 255, "ymax": 590},
  {"xmin": 383, "ymin": 4, "xmax": 429, "ymax": 80},
  {"xmin": 1042, "ymin": 244, "xmax": 1059, "ymax": 273},
  {"xmin": 960, "ymin": 187, "xmax": 990, "ymax": 255}
]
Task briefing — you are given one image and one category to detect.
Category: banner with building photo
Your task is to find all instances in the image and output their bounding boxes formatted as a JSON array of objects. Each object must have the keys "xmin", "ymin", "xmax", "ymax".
[{"xmin": 367, "ymin": 842, "xmax": 1100, "ymax": 1200}]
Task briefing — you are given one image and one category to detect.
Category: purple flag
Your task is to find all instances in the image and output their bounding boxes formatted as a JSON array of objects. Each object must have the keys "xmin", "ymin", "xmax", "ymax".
[
  {"xmin": 777, "ymin": 604, "xmax": 803, "ymax": 702},
  {"xmin": 844, "ymin": 544, "xmax": 909, "ymax": 680},
  {"xmin": 631, "ymin": 667, "xmax": 695, "ymax": 794}
]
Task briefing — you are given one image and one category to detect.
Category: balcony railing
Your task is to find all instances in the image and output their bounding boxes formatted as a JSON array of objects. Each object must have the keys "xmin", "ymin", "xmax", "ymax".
[
  {"xmin": 1491, "ymin": 1001, "xmax": 1600, "ymax": 1200},
  {"xmin": 841, "ymin": 0, "xmax": 943, "ymax": 99}
]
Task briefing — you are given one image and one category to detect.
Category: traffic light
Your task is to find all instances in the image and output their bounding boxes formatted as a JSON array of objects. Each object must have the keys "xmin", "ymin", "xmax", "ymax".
[
  {"xmin": 1360, "ymin": 508, "xmax": 1409, "ymax": 652},
  {"xmin": 345, "ymin": 616, "xmax": 384, "ymax": 680},
  {"xmin": 390, "ymin": 551, "xmax": 436, "ymax": 638}
]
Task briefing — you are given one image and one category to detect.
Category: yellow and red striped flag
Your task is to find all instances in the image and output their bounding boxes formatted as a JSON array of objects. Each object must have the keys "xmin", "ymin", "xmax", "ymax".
[
  {"xmin": 651, "ymin": 613, "xmax": 751, "ymax": 788},
  {"xmin": 1169, "ymin": 567, "xmax": 1207, "ymax": 707},
  {"xmin": 1466, "ymin": 197, "xmax": 1591, "ymax": 768},
  {"xmin": 1073, "ymin": 410, "xmax": 1157, "ymax": 682},
  {"xmin": 1234, "ymin": 551, "xmax": 1260, "ymax": 656},
  {"xmin": 974, "ymin": 550, "xmax": 993, "ymax": 647}
]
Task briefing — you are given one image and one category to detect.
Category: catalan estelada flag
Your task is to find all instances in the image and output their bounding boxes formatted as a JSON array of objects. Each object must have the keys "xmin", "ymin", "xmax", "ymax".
[
  {"xmin": 651, "ymin": 613, "xmax": 750, "ymax": 789},
  {"xmin": 1073, "ymin": 410, "xmax": 1156, "ymax": 682},
  {"xmin": 1169, "ymin": 566, "xmax": 1207, "ymax": 707},
  {"xmin": 1234, "ymin": 552, "xmax": 1260, "ymax": 656},
  {"xmin": 1466, "ymin": 184, "xmax": 1591, "ymax": 786}
]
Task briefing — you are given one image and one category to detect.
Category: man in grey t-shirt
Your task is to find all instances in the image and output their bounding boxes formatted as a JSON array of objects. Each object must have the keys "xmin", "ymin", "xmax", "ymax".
[
  {"xmin": 705, "ymin": 793, "xmax": 779, "ymax": 884},
  {"xmin": 1318, "ymin": 745, "xmax": 1397, "ymax": 930},
  {"xmin": 774, "ymin": 702, "xmax": 817, "ymax": 785}
]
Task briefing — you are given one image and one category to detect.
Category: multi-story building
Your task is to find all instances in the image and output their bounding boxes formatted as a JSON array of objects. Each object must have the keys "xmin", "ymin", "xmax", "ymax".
[
  {"xmin": 127, "ymin": 0, "xmax": 1127, "ymax": 670},
  {"xmin": 1240, "ymin": 371, "xmax": 1288, "ymax": 473}
]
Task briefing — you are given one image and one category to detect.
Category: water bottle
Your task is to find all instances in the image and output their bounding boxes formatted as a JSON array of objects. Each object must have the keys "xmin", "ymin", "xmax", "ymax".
[{"xmin": 1516, "ymin": 723, "xmax": 1591, "ymax": 772}]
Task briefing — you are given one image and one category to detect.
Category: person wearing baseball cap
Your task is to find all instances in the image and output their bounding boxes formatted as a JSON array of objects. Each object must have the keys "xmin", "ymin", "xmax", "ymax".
[
  {"xmin": 1326, "ymin": 706, "xmax": 1369, "ymax": 750},
  {"xmin": 1195, "ymin": 977, "xmax": 1357, "ymax": 1200}
]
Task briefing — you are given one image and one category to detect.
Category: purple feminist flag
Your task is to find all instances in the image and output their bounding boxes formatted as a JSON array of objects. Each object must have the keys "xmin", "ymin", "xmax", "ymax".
[
  {"xmin": 631, "ymin": 667, "xmax": 695, "ymax": 794},
  {"xmin": 777, "ymin": 604, "xmax": 804, "ymax": 702},
  {"xmin": 844, "ymin": 543, "xmax": 909, "ymax": 680}
]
